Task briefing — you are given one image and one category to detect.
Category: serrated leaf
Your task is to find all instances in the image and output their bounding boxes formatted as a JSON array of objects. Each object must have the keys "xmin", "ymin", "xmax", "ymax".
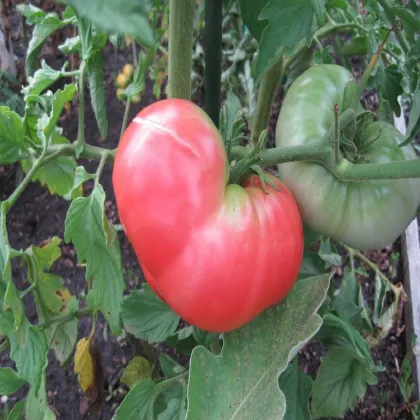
[
  {"xmin": 378, "ymin": 64, "xmax": 403, "ymax": 117},
  {"xmin": 278, "ymin": 361, "xmax": 313, "ymax": 420},
  {"xmin": 298, "ymin": 252, "xmax": 326, "ymax": 280},
  {"xmin": 64, "ymin": 185, "xmax": 125, "ymax": 334},
  {"xmin": 0, "ymin": 106, "xmax": 25, "ymax": 165},
  {"xmin": 114, "ymin": 379, "xmax": 157, "ymax": 419},
  {"xmin": 311, "ymin": 346, "xmax": 377, "ymax": 418},
  {"xmin": 318, "ymin": 237, "xmax": 342, "ymax": 268},
  {"xmin": 23, "ymin": 11, "xmax": 74, "ymax": 76},
  {"xmin": 0, "ymin": 368, "xmax": 26, "ymax": 395},
  {"xmin": 4, "ymin": 280, "xmax": 24, "ymax": 330},
  {"xmin": 64, "ymin": 166, "xmax": 95, "ymax": 200},
  {"xmin": 121, "ymin": 356, "xmax": 153, "ymax": 389},
  {"xmin": 310, "ymin": 0, "xmax": 326, "ymax": 25},
  {"xmin": 186, "ymin": 274, "xmax": 330, "ymax": 419},
  {"xmin": 16, "ymin": 4, "xmax": 47, "ymax": 24},
  {"xmin": 22, "ymin": 61, "xmax": 65, "ymax": 97},
  {"xmin": 400, "ymin": 88, "xmax": 420, "ymax": 147},
  {"xmin": 255, "ymin": 0, "xmax": 315, "ymax": 80},
  {"xmin": 237, "ymin": 0, "xmax": 270, "ymax": 42},
  {"xmin": 25, "ymin": 355, "xmax": 55, "ymax": 420},
  {"xmin": 122, "ymin": 284, "xmax": 180, "ymax": 343},
  {"xmin": 87, "ymin": 50, "xmax": 108, "ymax": 139},
  {"xmin": 58, "ymin": 36, "xmax": 82, "ymax": 54},
  {"xmin": 159, "ymin": 354, "xmax": 186, "ymax": 379},
  {"xmin": 0, "ymin": 208, "xmax": 11, "ymax": 282},
  {"xmin": 68, "ymin": 0, "xmax": 154, "ymax": 48},
  {"xmin": 22, "ymin": 131, "xmax": 77, "ymax": 197},
  {"xmin": 315, "ymin": 314, "xmax": 374, "ymax": 365}
]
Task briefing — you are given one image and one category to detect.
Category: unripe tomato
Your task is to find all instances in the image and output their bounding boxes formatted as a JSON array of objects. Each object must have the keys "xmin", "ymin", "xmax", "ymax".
[
  {"xmin": 113, "ymin": 99, "xmax": 303, "ymax": 332},
  {"xmin": 122, "ymin": 63, "xmax": 134, "ymax": 79},
  {"xmin": 116, "ymin": 88, "xmax": 125, "ymax": 101},
  {"xmin": 276, "ymin": 64, "xmax": 420, "ymax": 250},
  {"xmin": 131, "ymin": 93, "xmax": 141, "ymax": 104},
  {"xmin": 116, "ymin": 73, "xmax": 129, "ymax": 89}
]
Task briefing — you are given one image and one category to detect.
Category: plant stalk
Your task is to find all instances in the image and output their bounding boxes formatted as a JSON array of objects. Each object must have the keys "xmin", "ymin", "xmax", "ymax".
[
  {"xmin": 38, "ymin": 308, "xmax": 92, "ymax": 329},
  {"xmin": 167, "ymin": 0, "xmax": 196, "ymax": 100},
  {"xmin": 204, "ymin": 0, "xmax": 223, "ymax": 126},
  {"xmin": 251, "ymin": 55, "xmax": 285, "ymax": 145},
  {"xmin": 76, "ymin": 61, "xmax": 86, "ymax": 146},
  {"xmin": 120, "ymin": 97, "xmax": 132, "ymax": 141},
  {"xmin": 377, "ymin": 0, "xmax": 410, "ymax": 54}
]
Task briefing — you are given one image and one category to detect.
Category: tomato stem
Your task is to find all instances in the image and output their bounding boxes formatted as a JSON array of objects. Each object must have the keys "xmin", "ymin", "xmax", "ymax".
[
  {"xmin": 333, "ymin": 104, "xmax": 340, "ymax": 164},
  {"xmin": 167, "ymin": 0, "xmax": 196, "ymax": 100},
  {"xmin": 251, "ymin": 55, "xmax": 285, "ymax": 145},
  {"xmin": 120, "ymin": 96, "xmax": 132, "ymax": 141},
  {"xmin": 76, "ymin": 60, "xmax": 86, "ymax": 147},
  {"xmin": 204, "ymin": 0, "xmax": 223, "ymax": 126}
]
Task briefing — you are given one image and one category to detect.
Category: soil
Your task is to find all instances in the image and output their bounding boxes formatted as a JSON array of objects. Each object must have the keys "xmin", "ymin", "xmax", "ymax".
[{"xmin": 0, "ymin": 1, "xmax": 418, "ymax": 419}]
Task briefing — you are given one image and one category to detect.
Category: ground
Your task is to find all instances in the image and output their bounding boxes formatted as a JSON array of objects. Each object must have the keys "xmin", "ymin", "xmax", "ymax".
[{"xmin": 0, "ymin": 1, "xmax": 418, "ymax": 419}]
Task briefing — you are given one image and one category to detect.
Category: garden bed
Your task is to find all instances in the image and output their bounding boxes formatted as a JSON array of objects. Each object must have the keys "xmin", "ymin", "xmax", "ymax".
[{"xmin": 1, "ymin": 1, "xmax": 420, "ymax": 419}]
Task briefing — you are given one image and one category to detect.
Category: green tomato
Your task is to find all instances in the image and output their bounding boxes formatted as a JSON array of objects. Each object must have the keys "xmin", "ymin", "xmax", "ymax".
[{"xmin": 275, "ymin": 64, "xmax": 420, "ymax": 250}]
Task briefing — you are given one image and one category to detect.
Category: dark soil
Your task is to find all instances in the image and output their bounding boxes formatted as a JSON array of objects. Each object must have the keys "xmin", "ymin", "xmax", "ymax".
[{"xmin": 0, "ymin": 1, "xmax": 417, "ymax": 419}]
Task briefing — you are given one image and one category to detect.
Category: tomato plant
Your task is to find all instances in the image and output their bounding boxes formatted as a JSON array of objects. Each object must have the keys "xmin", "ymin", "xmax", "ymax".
[{"xmin": 0, "ymin": 0, "xmax": 420, "ymax": 419}]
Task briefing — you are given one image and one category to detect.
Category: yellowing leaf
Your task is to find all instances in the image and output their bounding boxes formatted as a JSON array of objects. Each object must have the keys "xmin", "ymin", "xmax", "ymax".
[
  {"xmin": 121, "ymin": 356, "xmax": 153, "ymax": 389},
  {"xmin": 74, "ymin": 336, "xmax": 94, "ymax": 392}
]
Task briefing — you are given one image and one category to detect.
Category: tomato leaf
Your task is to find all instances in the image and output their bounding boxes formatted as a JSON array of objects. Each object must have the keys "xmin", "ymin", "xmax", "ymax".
[
  {"xmin": 58, "ymin": 36, "xmax": 82, "ymax": 54},
  {"xmin": 159, "ymin": 354, "xmax": 186, "ymax": 379},
  {"xmin": 407, "ymin": 38, "xmax": 420, "ymax": 72},
  {"xmin": 315, "ymin": 314, "xmax": 374, "ymax": 365},
  {"xmin": 278, "ymin": 361, "xmax": 313, "ymax": 420},
  {"xmin": 64, "ymin": 166, "xmax": 95, "ymax": 200},
  {"xmin": 255, "ymin": 0, "xmax": 315, "ymax": 81},
  {"xmin": 157, "ymin": 396, "xmax": 187, "ymax": 420},
  {"xmin": 64, "ymin": 185, "xmax": 125, "ymax": 334},
  {"xmin": 377, "ymin": 64, "xmax": 403, "ymax": 117},
  {"xmin": 22, "ymin": 61, "xmax": 67, "ymax": 97},
  {"xmin": 318, "ymin": 237, "xmax": 342, "ymax": 268},
  {"xmin": 7, "ymin": 400, "xmax": 26, "ymax": 420},
  {"xmin": 0, "ymin": 207, "xmax": 11, "ymax": 281},
  {"xmin": 0, "ymin": 368, "xmax": 26, "ymax": 396},
  {"xmin": 87, "ymin": 49, "xmax": 108, "ymax": 139},
  {"xmin": 4, "ymin": 280, "xmax": 25, "ymax": 331},
  {"xmin": 185, "ymin": 274, "xmax": 330, "ymax": 419},
  {"xmin": 0, "ymin": 106, "xmax": 25, "ymax": 165},
  {"xmin": 114, "ymin": 379, "xmax": 157, "ymax": 419},
  {"xmin": 310, "ymin": 0, "xmax": 326, "ymax": 25},
  {"xmin": 21, "ymin": 131, "xmax": 77, "ymax": 198},
  {"xmin": 311, "ymin": 346, "xmax": 377, "ymax": 418},
  {"xmin": 16, "ymin": 4, "xmax": 47, "ymax": 24},
  {"xmin": 400, "ymin": 88, "xmax": 420, "ymax": 147},
  {"xmin": 68, "ymin": 0, "xmax": 154, "ymax": 49},
  {"xmin": 237, "ymin": 0, "xmax": 270, "ymax": 42},
  {"xmin": 18, "ymin": 8, "xmax": 75, "ymax": 76},
  {"xmin": 122, "ymin": 284, "xmax": 180, "ymax": 343},
  {"xmin": 121, "ymin": 356, "xmax": 153, "ymax": 389},
  {"xmin": 298, "ymin": 252, "xmax": 326, "ymax": 280}
]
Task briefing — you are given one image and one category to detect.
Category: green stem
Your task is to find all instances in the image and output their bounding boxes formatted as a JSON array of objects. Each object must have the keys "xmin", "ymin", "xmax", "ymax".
[
  {"xmin": 43, "ymin": 143, "xmax": 115, "ymax": 166},
  {"xmin": 38, "ymin": 308, "xmax": 92, "ymax": 329},
  {"xmin": 167, "ymin": 0, "xmax": 196, "ymax": 99},
  {"xmin": 333, "ymin": 104, "xmax": 340, "ymax": 164},
  {"xmin": 76, "ymin": 61, "xmax": 87, "ymax": 146},
  {"xmin": 377, "ymin": 0, "xmax": 410, "ymax": 54},
  {"xmin": 95, "ymin": 152, "xmax": 109, "ymax": 187},
  {"xmin": 120, "ymin": 97, "xmax": 132, "ymax": 141},
  {"xmin": 354, "ymin": 0, "xmax": 360, "ymax": 15},
  {"xmin": 204, "ymin": 0, "xmax": 223, "ymax": 126},
  {"xmin": 4, "ymin": 140, "xmax": 49, "ymax": 211},
  {"xmin": 332, "ymin": 158, "xmax": 420, "ymax": 181},
  {"xmin": 20, "ymin": 282, "xmax": 36, "ymax": 299},
  {"xmin": 64, "ymin": 69, "xmax": 81, "ymax": 77},
  {"xmin": 147, "ymin": 372, "xmax": 189, "ymax": 420},
  {"xmin": 251, "ymin": 55, "xmax": 285, "ymax": 145}
]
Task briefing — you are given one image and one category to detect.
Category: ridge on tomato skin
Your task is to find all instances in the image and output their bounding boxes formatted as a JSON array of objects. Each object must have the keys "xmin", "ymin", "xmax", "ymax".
[
  {"xmin": 275, "ymin": 64, "xmax": 420, "ymax": 251},
  {"xmin": 112, "ymin": 98, "xmax": 304, "ymax": 332}
]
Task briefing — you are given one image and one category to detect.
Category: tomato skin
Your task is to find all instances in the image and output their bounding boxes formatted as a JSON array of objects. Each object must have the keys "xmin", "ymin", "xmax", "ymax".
[
  {"xmin": 275, "ymin": 64, "xmax": 420, "ymax": 250},
  {"xmin": 113, "ymin": 99, "xmax": 303, "ymax": 332}
]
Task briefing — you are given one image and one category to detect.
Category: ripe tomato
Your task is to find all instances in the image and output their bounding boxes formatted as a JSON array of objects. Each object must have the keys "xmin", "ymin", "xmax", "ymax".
[
  {"xmin": 113, "ymin": 99, "xmax": 303, "ymax": 332},
  {"xmin": 276, "ymin": 64, "xmax": 420, "ymax": 250}
]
